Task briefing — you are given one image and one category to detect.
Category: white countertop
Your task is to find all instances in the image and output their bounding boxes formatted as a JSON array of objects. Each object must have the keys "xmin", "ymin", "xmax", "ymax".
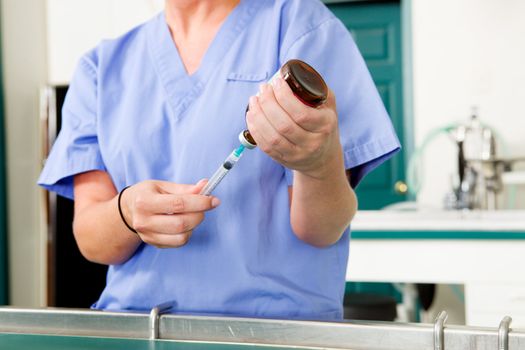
[{"xmin": 351, "ymin": 210, "xmax": 525, "ymax": 231}]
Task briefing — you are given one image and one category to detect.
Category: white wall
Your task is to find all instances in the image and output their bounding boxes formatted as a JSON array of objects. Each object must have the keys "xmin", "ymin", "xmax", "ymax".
[
  {"xmin": 47, "ymin": 0, "xmax": 164, "ymax": 84},
  {"xmin": 1, "ymin": 0, "xmax": 48, "ymax": 306},
  {"xmin": 411, "ymin": 0, "xmax": 525, "ymax": 208}
]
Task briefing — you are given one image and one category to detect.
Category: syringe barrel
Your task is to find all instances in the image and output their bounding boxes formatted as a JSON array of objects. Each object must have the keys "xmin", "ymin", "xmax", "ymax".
[
  {"xmin": 200, "ymin": 150, "xmax": 242, "ymax": 196},
  {"xmin": 200, "ymin": 166, "xmax": 229, "ymax": 196}
]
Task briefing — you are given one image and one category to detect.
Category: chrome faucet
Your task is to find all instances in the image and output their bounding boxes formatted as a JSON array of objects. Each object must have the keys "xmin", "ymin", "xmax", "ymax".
[{"xmin": 444, "ymin": 109, "xmax": 501, "ymax": 210}]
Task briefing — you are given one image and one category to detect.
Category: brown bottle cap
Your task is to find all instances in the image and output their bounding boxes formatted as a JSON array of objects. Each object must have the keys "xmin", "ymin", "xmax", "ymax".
[{"xmin": 281, "ymin": 59, "xmax": 328, "ymax": 107}]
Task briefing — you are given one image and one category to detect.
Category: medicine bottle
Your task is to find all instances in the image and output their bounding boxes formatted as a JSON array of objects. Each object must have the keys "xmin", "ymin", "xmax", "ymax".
[{"xmin": 239, "ymin": 59, "xmax": 328, "ymax": 149}]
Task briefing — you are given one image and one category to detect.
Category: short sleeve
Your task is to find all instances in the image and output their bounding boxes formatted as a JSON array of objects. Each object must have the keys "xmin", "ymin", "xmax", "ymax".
[
  {"xmin": 38, "ymin": 53, "xmax": 106, "ymax": 199},
  {"xmin": 282, "ymin": 17, "xmax": 401, "ymax": 188}
]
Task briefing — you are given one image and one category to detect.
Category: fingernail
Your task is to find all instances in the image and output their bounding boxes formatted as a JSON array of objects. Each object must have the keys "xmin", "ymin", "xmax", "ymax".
[
  {"xmin": 196, "ymin": 178, "xmax": 207, "ymax": 186},
  {"xmin": 258, "ymin": 83, "xmax": 266, "ymax": 94},
  {"xmin": 211, "ymin": 197, "xmax": 221, "ymax": 208},
  {"xmin": 274, "ymin": 77, "xmax": 283, "ymax": 88}
]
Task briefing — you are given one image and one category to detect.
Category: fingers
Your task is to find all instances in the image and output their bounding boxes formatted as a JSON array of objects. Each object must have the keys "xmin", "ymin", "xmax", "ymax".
[
  {"xmin": 255, "ymin": 84, "xmax": 306, "ymax": 145},
  {"xmin": 139, "ymin": 231, "xmax": 193, "ymax": 249},
  {"xmin": 271, "ymin": 77, "xmax": 334, "ymax": 133},
  {"xmin": 135, "ymin": 193, "xmax": 219, "ymax": 215},
  {"xmin": 156, "ymin": 178, "xmax": 206, "ymax": 195},
  {"xmin": 134, "ymin": 212, "xmax": 204, "ymax": 236},
  {"xmin": 125, "ymin": 179, "xmax": 220, "ymax": 248},
  {"xmin": 245, "ymin": 79, "xmax": 340, "ymax": 177},
  {"xmin": 189, "ymin": 179, "xmax": 207, "ymax": 194},
  {"xmin": 135, "ymin": 208, "xmax": 205, "ymax": 249},
  {"xmin": 246, "ymin": 96, "xmax": 293, "ymax": 161}
]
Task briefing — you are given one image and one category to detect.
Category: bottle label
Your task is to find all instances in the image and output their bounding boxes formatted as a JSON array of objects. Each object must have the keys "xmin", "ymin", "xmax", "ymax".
[
  {"xmin": 256, "ymin": 69, "xmax": 282, "ymax": 98},
  {"xmin": 267, "ymin": 69, "xmax": 282, "ymax": 86}
]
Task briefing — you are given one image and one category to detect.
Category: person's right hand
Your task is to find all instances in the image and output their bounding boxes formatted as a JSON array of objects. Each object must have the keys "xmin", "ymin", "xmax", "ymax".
[{"xmin": 120, "ymin": 179, "xmax": 220, "ymax": 248}]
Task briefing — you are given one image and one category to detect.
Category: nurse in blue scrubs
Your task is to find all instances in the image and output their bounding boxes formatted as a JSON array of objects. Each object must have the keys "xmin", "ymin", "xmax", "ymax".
[{"xmin": 39, "ymin": 0, "xmax": 400, "ymax": 320}]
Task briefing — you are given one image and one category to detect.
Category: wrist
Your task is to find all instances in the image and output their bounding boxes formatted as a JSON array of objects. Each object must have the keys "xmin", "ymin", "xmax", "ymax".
[
  {"xmin": 297, "ymin": 141, "xmax": 345, "ymax": 181},
  {"xmin": 118, "ymin": 186, "xmax": 137, "ymax": 234}
]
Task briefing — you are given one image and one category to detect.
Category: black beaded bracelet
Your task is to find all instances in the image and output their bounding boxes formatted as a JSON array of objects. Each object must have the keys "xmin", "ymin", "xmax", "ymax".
[{"xmin": 118, "ymin": 186, "xmax": 138, "ymax": 234}]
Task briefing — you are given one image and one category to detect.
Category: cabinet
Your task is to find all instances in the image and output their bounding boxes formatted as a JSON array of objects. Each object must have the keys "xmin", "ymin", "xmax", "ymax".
[
  {"xmin": 465, "ymin": 283, "xmax": 525, "ymax": 326},
  {"xmin": 349, "ymin": 210, "xmax": 525, "ymax": 327}
]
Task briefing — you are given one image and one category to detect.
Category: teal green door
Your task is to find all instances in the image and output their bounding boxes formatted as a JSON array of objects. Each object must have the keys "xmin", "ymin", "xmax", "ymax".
[{"xmin": 328, "ymin": 1, "xmax": 407, "ymax": 209}]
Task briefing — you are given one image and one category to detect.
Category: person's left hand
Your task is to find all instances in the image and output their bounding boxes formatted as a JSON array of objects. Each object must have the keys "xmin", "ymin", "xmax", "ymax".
[{"xmin": 245, "ymin": 77, "xmax": 342, "ymax": 180}]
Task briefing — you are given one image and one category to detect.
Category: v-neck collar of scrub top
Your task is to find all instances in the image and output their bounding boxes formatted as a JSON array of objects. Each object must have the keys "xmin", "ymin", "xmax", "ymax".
[{"xmin": 147, "ymin": 0, "xmax": 262, "ymax": 119}]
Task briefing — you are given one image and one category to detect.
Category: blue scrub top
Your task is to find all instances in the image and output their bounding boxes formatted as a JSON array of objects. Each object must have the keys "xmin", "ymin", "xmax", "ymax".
[{"xmin": 39, "ymin": 0, "xmax": 400, "ymax": 320}]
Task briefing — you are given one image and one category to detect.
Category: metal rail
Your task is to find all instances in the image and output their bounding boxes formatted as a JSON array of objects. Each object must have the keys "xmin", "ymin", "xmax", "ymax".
[{"xmin": 1, "ymin": 307, "xmax": 524, "ymax": 349}]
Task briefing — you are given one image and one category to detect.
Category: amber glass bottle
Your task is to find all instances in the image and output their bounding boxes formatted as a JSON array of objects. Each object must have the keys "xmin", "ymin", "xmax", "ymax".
[{"xmin": 239, "ymin": 59, "xmax": 328, "ymax": 148}]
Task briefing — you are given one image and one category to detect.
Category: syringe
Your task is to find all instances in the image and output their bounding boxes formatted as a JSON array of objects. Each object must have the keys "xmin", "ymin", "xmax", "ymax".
[
  {"xmin": 200, "ymin": 144, "xmax": 246, "ymax": 196},
  {"xmin": 200, "ymin": 131, "xmax": 257, "ymax": 196}
]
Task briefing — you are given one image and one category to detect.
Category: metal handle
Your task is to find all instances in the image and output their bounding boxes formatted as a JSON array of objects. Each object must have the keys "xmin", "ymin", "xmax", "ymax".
[
  {"xmin": 149, "ymin": 301, "xmax": 175, "ymax": 340},
  {"xmin": 498, "ymin": 316, "xmax": 512, "ymax": 350},
  {"xmin": 394, "ymin": 181, "xmax": 408, "ymax": 194},
  {"xmin": 434, "ymin": 311, "xmax": 448, "ymax": 350}
]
